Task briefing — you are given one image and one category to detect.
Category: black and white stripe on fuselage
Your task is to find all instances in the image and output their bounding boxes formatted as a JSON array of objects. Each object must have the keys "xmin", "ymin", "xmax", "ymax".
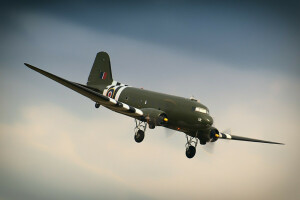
[{"xmin": 103, "ymin": 81, "xmax": 130, "ymax": 101}]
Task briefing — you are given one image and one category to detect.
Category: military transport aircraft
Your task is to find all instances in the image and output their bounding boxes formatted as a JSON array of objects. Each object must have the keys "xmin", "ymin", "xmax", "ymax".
[{"xmin": 25, "ymin": 52, "xmax": 283, "ymax": 159}]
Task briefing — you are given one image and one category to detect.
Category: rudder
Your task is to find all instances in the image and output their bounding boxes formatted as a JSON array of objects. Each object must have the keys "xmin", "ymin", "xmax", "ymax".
[{"xmin": 87, "ymin": 52, "xmax": 113, "ymax": 90}]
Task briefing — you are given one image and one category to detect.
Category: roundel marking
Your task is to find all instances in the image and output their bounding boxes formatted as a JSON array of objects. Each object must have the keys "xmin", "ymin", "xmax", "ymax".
[{"xmin": 107, "ymin": 88, "xmax": 115, "ymax": 98}]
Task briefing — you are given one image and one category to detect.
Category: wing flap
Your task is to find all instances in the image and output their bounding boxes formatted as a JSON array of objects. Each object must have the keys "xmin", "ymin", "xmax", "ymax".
[{"xmin": 25, "ymin": 63, "xmax": 143, "ymax": 117}]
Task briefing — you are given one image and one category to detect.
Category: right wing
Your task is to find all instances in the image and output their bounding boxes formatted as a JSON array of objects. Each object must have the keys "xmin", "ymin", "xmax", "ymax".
[
  {"xmin": 216, "ymin": 132, "xmax": 284, "ymax": 145},
  {"xmin": 24, "ymin": 63, "xmax": 143, "ymax": 118}
]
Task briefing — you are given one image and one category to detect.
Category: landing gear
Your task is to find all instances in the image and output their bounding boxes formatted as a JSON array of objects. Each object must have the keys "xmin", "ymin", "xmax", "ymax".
[
  {"xmin": 95, "ymin": 103, "xmax": 100, "ymax": 108},
  {"xmin": 185, "ymin": 135, "xmax": 198, "ymax": 159},
  {"xmin": 134, "ymin": 130, "xmax": 144, "ymax": 143},
  {"xmin": 134, "ymin": 119, "xmax": 147, "ymax": 143},
  {"xmin": 186, "ymin": 146, "xmax": 196, "ymax": 158}
]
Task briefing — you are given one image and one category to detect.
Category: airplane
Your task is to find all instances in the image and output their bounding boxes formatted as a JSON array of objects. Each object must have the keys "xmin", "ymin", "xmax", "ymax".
[{"xmin": 25, "ymin": 52, "xmax": 283, "ymax": 159}]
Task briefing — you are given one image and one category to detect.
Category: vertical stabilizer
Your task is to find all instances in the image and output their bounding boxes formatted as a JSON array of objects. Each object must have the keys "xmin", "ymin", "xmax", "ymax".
[{"xmin": 87, "ymin": 52, "xmax": 113, "ymax": 90}]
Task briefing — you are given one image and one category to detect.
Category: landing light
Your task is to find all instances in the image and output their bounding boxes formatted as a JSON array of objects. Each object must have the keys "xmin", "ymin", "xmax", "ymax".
[{"xmin": 164, "ymin": 118, "xmax": 168, "ymax": 122}]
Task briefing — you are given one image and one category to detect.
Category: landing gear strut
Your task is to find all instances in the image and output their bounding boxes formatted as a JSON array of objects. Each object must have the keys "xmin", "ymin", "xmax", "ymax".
[
  {"xmin": 134, "ymin": 119, "xmax": 147, "ymax": 143},
  {"xmin": 185, "ymin": 135, "xmax": 198, "ymax": 159}
]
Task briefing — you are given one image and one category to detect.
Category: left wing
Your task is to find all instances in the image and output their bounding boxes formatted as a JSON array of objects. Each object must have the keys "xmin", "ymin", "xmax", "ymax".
[
  {"xmin": 24, "ymin": 63, "xmax": 143, "ymax": 117},
  {"xmin": 216, "ymin": 132, "xmax": 284, "ymax": 145}
]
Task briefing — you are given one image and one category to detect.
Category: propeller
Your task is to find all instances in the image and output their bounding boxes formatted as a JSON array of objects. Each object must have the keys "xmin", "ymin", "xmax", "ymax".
[
  {"xmin": 203, "ymin": 142, "xmax": 215, "ymax": 154},
  {"xmin": 203, "ymin": 129, "xmax": 230, "ymax": 153},
  {"xmin": 222, "ymin": 128, "xmax": 232, "ymax": 135},
  {"xmin": 164, "ymin": 127, "xmax": 175, "ymax": 138}
]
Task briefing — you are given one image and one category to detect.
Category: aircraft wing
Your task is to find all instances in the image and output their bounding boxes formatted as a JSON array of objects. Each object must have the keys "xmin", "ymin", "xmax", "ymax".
[
  {"xmin": 24, "ymin": 63, "xmax": 143, "ymax": 117},
  {"xmin": 216, "ymin": 132, "xmax": 284, "ymax": 145}
]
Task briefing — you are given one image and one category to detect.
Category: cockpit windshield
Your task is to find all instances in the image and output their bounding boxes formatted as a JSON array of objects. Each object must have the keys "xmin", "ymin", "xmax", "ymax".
[{"xmin": 195, "ymin": 107, "xmax": 209, "ymax": 114}]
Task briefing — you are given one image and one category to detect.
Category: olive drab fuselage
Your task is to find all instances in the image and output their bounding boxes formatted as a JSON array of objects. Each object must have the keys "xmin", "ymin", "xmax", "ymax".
[{"xmin": 103, "ymin": 86, "xmax": 214, "ymax": 140}]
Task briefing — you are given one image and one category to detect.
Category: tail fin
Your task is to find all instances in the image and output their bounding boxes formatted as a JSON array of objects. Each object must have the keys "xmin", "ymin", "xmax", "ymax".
[{"xmin": 87, "ymin": 52, "xmax": 113, "ymax": 90}]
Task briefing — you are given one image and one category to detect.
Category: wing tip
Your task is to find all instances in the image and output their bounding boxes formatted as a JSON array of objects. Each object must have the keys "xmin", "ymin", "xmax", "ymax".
[
  {"xmin": 265, "ymin": 141, "xmax": 285, "ymax": 145},
  {"xmin": 24, "ymin": 63, "xmax": 34, "ymax": 69}
]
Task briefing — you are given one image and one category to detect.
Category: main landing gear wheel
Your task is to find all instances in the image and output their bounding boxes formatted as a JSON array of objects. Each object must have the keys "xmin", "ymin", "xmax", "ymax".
[
  {"xmin": 186, "ymin": 145, "xmax": 196, "ymax": 158},
  {"xmin": 95, "ymin": 103, "xmax": 100, "ymax": 108},
  {"xmin": 185, "ymin": 134, "xmax": 199, "ymax": 159},
  {"xmin": 134, "ymin": 119, "xmax": 147, "ymax": 143},
  {"xmin": 134, "ymin": 130, "xmax": 145, "ymax": 143}
]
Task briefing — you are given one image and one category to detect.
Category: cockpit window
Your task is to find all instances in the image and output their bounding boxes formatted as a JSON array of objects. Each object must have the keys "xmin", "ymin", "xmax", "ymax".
[
  {"xmin": 195, "ymin": 107, "xmax": 209, "ymax": 114},
  {"xmin": 190, "ymin": 96, "xmax": 201, "ymax": 103}
]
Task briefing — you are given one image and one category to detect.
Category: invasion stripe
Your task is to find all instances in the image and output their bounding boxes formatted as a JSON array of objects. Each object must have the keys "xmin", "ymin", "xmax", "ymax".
[
  {"xmin": 103, "ymin": 89, "xmax": 108, "ymax": 96},
  {"xmin": 123, "ymin": 104, "xmax": 130, "ymax": 110},
  {"xmin": 225, "ymin": 134, "xmax": 232, "ymax": 139},
  {"xmin": 135, "ymin": 109, "xmax": 143, "ymax": 116},
  {"xmin": 112, "ymin": 86, "xmax": 122, "ymax": 99},
  {"xmin": 116, "ymin": 102, "xmax": 123, "ymax": 107},
  {"xmin": 109, "ymin": 98, "xmax": 117, "ymax": 104},
  {"xmin": 129, "ymin": 106, "xmax": 136, "ymax": 113},
  {"xmin": 115, "ymin": 86, "xmax": 128, "ymax": 101}
]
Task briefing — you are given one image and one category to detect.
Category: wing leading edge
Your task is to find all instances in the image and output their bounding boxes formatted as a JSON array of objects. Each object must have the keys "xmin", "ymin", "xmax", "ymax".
[
  {"xmin": 216, "ymin": 132, "xmax": 284, "ymax": 145},
  {"xmin": 24, "ymin": 63, "xmax": 143, "ymax": 117}
]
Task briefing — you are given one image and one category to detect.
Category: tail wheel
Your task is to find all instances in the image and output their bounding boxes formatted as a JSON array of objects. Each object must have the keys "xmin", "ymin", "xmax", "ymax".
[
  {"xmin": 185, "ymin": 145, "xmax": 196, "ymax": 159},
  {"xmin": 134, "ymin": 130, "xmax": 145, "ymax": 143},
  {"xmin": 95, "ymin": 103, "xmax": 100, "ymax": 108}
]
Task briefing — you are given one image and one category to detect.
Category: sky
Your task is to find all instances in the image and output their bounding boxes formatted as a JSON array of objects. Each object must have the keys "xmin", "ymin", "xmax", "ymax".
[{"xmin": 0, "ymin": 1, "xmax": 300, "ymax": 200}]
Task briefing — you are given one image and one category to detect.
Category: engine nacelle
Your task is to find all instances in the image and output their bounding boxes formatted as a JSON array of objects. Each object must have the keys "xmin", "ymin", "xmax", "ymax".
[
  {"xmin": 209, "ymin": 128, "xmax": 219, "ymax": 142},
  {"xmin": 141, "ymin": 108, "xmax": 168, "ymax": 126}
]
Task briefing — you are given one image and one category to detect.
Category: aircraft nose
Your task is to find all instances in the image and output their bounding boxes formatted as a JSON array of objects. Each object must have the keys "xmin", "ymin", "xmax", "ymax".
[{"xmin": 203, "ymin": 115, "xmax": 213, "ymax": 126}]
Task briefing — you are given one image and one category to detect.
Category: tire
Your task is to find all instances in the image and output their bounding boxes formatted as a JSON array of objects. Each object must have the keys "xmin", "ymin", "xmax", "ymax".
[
  {"xmin": 134, "ymin": 130, "xmax": 145, "ymax": 143},
  {"xmin": 185, "ymin": 146, "xmax": 196, "ymax": 159},
  {"xmin": 95, "ymin": 103, "xmax": 100, "ymax": 108}
]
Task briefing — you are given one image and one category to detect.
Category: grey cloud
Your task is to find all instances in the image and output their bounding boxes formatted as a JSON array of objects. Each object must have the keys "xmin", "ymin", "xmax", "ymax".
[
  {"xmin": 1, "ymin": 1, "xmax": 299, "ymax": 74},
  {"xmin": 0, "ymin": 8, "xmax": 299, "ymax": 200}
]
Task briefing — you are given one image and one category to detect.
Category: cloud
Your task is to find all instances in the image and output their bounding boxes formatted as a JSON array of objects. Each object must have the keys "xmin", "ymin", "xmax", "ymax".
[
  {"xmin": 3, "ymin": 1, "xmax": 299, "ymax": 74},
  {"xmin": 0, "ymin": 10, "xmax": 299, "ymax": 200},
  {"xmin": 1, "ymin": 101, "xmax": 299, "ymax": 200}
]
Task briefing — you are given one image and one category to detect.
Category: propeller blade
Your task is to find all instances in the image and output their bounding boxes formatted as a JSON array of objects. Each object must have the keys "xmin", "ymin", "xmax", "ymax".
[
  {"xmin": 203, "ymin": 142, "xmax": 215, "ymax": 154},
  {"xmin": 221, "ymin": 128, "xmax": 231, "ymax": 135},
  {"xmin": 164, "ymin": 128, "xmax": 175, "ymax": 138}
]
